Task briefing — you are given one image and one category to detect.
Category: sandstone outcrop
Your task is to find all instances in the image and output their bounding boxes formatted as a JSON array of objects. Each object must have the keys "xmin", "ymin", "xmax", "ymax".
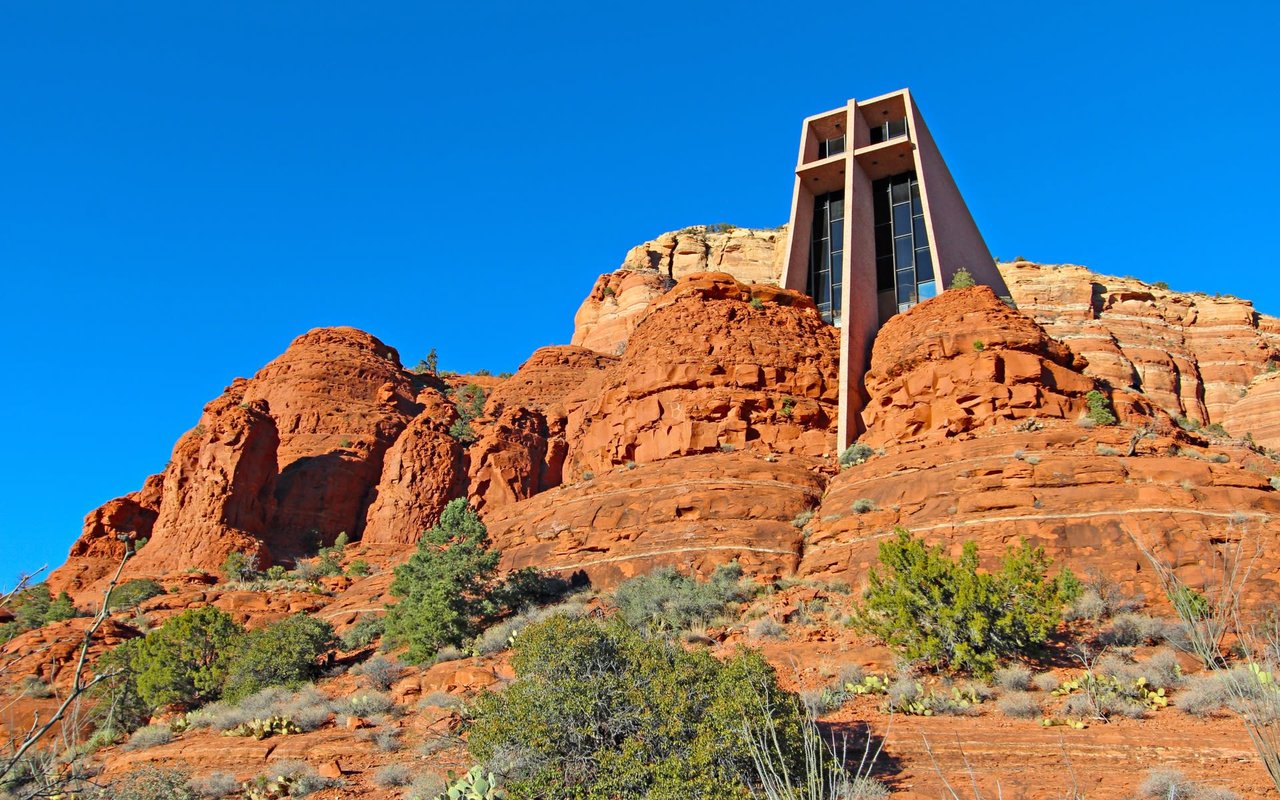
[
  {"xmin": 1223, "ymin": 370, "xmax": 1280, "ymax": 449},
  {"xmin": 124, "ymin": 383, "xmax": 280, "ymax": 580},
  {"xmin": 572, "ymin": 270, "xmax": 668, "ymax": 356},
  {"xmin": 563, "ymin": 272, "xmax": 840, "ymax": 477},
  {"xmin": 620, "ymin": 225, "xmax": 786, "ymax": 285},
  {"xmin": 243, "ymin": 327, "xmax": 419, "ymax": 555},
  {"xmin": 466, "ymin": 346, "xmax": 615, "ymax": 512},
  {"xmin": 46, "ymin": 474, "xmax": 163, "ymax": 597},
  {"xmin": 801, "ymin": 282, "xmax": 1280, "ymax": 606},
  {"xmin": 485, "ymin": 451, "xmax": 827, "ymax": 588},
  {"xmin": 360, "ymin": 389, "xmax": 464, "ymax": 546},
  {"xmin": 999, "ymin": 261, "xmax": 1280, "ymax": 445}
]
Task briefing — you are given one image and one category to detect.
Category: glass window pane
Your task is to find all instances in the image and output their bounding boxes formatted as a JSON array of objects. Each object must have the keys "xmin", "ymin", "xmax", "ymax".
[
  {"xmin": 895, "ymin": 237, "xmax": 914, "ymax": 269},
  {"xmin": 916, "ymin": 249, "xmax": 933, "ymax": 282},
  {"xmin": 897, "ymin": 282, "xmax": 914, "ymax": 304},
  {"xmin": 893, "ymin": 207, "xmax": 912, "ymax": 236},
  {"xmin": 910, "ymin": 179, "xmax": 920, "ymax": 199},
  {"xmin": 891, "ymin": 181, "xmax": 910, "ymax": 204},
  {"xmin": 888, "ymin": 118, "xmax": 907, "ymax": 138},
  {"xmin": 917, "ymin": 280, "xmax": 937, "ymax": 300},
  {"xmin": 831, "ymin": 251, "xmax": 843, "ymax": 284},
  {"xmin": 875, "ymin": 223, "xmax": 892, "ymax": 255},
  {"xmin": 913, "ymin": 216, "xmax": 928, "ymax": 244},
  {"xmin": 876, "ymin": 255, "xmax": 894, "ymax": 289},
  {"xmin": 911, "ymin": 194, "xmax": 922, "ymax": 216},
  {"xmin": 830, "ymin": 196, "xmax": 844, "ymax": 218},
  {"xmin": 830, "ymin": 219, "xmax": 843, "ymax": 246}
]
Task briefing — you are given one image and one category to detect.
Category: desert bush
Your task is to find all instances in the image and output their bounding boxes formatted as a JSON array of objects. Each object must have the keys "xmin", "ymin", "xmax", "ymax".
[
  {"xmin": 447, "ymin": 383, "xmax": 487, "ymax": 444},
  {"xmin": 122, "ymin": 723, "xmax": 173, "ymax": 751},
  {"xmin": 1098, "ymin": 613, "xmax": 1172, "ymax": 647},
  {"xmin": 791, "ymin": 509, "xmax": 815, "ymax": 529},
  {"xmin": 839, "ymin": 442, "xmax": 873, "ymax": 467},
  {"xmin": 373, "ymin": 764, "xmax": 413, "ymax": 788},
  {"xmin": 997, "ymin": 691, "xmax": 1041, "ymax": 719},
  {"xmin": 1033, "ymin": 672, "xmax": 1060, "ymax": 693},
  {"xmin": 1136, "ymin": 768, "xmax": 1239, "ymax": 800},
  {"xmin": 404, "ymin": 772, "xmax": 447, "ymax": 800},
  {"xmin": 611, "ymin": 562, "xmax": 751, "ymax": 634},
  {"xmin": 1085, "ymin": 389, "xmax": 1117, "ymax": 426},
  {"xmin": 346, "ymin": 559, "xmax": 371, "ymax": 577},
  {"xmin": 107, "ymin": 579, "xmax": 165, "ymax": 612},
  {"xmin": 249, "ymin": 759, "xmax": 340, "ymax": 797},
  {"xmin": 220, "ymin": 552, "xmax": 259, "ymax": 583},
  {"xmin": 370, "ymin": 727, "xmax": 403, "ymax": 752},
  {"xmin": 472, "ymin": 597, "xmax": 589, "ymax": 656},
  {"xmin": 994, "ymin": 664, "xmax": 1032, "ymax": 692},
  {"xmin": 851, "ymin": 498, "xmax": 876, "ymax": 514},
  {"xmin": 384, "ymin": 499, "xmax": 509, "ymax": 663},
  {"xmin": 433, "ymin": 645, "xmax": 466, "ymax": 663},
  {"xmin": 855, "ymin": 528, "xmax": 1079, "ymax": 674},
  {"xmin": 186, "ymin": 685, "xmax": 332, "ymax": 733},
  {"xmin": 467, "ymin": 614, "xmax": 807, "ymax": 800},
  {"xmin": 97, "ymin": 765, "xmax": 196, "ymax": 800},
  {"xmin": 222, "ymin": 614, "xmax": 336, "ymax": 701},
  {"xmin": 1131, "ymin": 648, "xmax": 1184, "ymax": 690},
  {"xmin": 188, "ymin": 771, "xmax": 239, "ymax": 798},
  {"xmin": 1174, "ymin": 667, "xmax": 1279, "ymax": 720},
  {"xmin": 111, "ymin": 606, "xmax": 246, "ymax": 711},
  {"xmin": 749, "ymin": 617, "xmax": 786, "ymax": 639},
  {"xmin": 338, "ymin": 690, "xmax": 395, "ymax": 718},
  {"xmin": 19, "ymin": 675, "xmax": 53, "ymax": 698},
  {"xmin": 4, "ymin": 585, "xmax": 79, "ymax": 637},
  {"xmin": 357, "ymin": 655, "xmax": 404, "ymax": 690},
  {"xmin": 419, "ymin": 690, "xmax": 464, "ymax": 710},
  {"xmin": 340, "ymin": 614, "xmax": 384, "ymax": 650},
  {"xmin": 948, "ymin": 268, "xmax": 977, "ymax": 289}
]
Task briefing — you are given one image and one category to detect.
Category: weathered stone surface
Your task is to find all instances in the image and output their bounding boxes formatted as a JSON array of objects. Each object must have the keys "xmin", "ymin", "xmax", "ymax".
[
  {"xmin": 572, "ymin": 271, "xmax": 669, "ymax": 356},
  {"xmin": 124, "ymin": 382, "xmax": 280, "ymax": 580},
  {"xmin": 485, "ymin": 451, "xmax": 828, "ymax": 589},
  {"xmin": 1222, "ymin": 370, "xmax": 1280, "ymax": 448},
  {"xmin": 243, "ymin": 326, "xmax": 419, "ymax": 555},
  {"xmin": 564, "ymin": 272, "xmax": 839, "ymax": 477},
  {"xmin": 47, "ymin": 474, "xmax": 163, "ymax": 597},
  {"xmin": 361, "ymin": 389, "xmax": 464, "ymax": 546}
]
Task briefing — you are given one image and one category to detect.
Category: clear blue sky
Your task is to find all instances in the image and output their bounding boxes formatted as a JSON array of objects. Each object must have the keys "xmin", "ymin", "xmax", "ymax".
[{"xmin": 2, "ymin": 1, "xmax": 1276, "ymax": 584}]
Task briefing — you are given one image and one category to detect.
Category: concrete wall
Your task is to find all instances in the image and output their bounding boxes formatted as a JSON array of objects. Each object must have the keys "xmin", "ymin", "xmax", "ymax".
[{"xmin": 906, "ymin": 94, "xmax": 1008, "ymax": 296}]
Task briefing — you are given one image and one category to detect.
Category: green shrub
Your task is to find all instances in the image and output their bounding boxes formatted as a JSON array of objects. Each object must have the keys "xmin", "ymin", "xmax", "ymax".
[
  {"xmin": 852, "ymin": 498, "xmax": 876, "ymax": 514},
  {"xmin": 1203, "ymin": 422, "xmax": 1230, "ymax": 437},
  {"xmin": 222, "ymin": 614, "xmax": 336, "ymax": 701},
  {"xmin": 1084, "ymin": 390, "xmax": 1117, "ymax": 426},
  {"xmin": 838, "ymin": 442, "xmax": 873, "ymax": 467},
  {"xmin": 854, "ymin": 528, "xmax": 1078, "ymax": 675},
  {"xmin": 611, "ymin": 563, "xmax": 750, "ymax": 634},
  {"xmin": 124, "ymin": 606, "xmax": 246, "ymax": 710},
  {"xmin": 346, "ymin": 559, "xmax": 371, "ymax": 577},
  {"xmin": 384, "ymin": 499, "xmax": 502, "ymax": 663},
  {"xmin": 340, "ymin": 614, "xmax": 385, "ymax": 650},
  {"xmin": 6, "ymin": 585, "xmax": 79, "ymax": 632},
  {"xmin": 467, "ymin": 614, "xmax": 807, "ymax": 800},
  {"xmin": 448, "ymin": 383, "xmax": 488, "ymax": 444},
  {"xmin": 109, "ymin": 579, "xmax": 166, "ymax": 612},
  {"xmin": 100, "ymin": 765, "xmax": 196, "ymax": 800},
  {"xmin": 948, "ymin": 268, "xmax": 977, "ymax": 289},
  {"xmin": 221, "ymin": 552, "xmax": 259, "ymax": 583},
  {"xmin": 749, "ymin": 297, "xmax": 765, "ymax": 310}
]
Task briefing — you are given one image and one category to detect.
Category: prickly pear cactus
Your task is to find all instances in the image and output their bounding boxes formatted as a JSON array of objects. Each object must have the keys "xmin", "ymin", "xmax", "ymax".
[{"xmin": 435, "ymin": 766, "xmax": 506, "ymax": 800}]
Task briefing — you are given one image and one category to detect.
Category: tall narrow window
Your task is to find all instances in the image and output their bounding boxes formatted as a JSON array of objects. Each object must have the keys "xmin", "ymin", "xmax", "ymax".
[
  {"xmin": 872, "ymin": 172, "xmax": 933, "ymax": 321},
  {"xmin": 807, "ymin": 191, "xmax": 844, "ymax": 324},
  {"xmin": 818, "ymin": 135, "xmax": 845, "ymax": 158}
]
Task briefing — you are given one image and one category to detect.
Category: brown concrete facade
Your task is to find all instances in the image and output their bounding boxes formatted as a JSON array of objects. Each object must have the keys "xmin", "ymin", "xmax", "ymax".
[{"xmin": 782, "ymin": 89, "xmax": 1007, "ymax": 448}]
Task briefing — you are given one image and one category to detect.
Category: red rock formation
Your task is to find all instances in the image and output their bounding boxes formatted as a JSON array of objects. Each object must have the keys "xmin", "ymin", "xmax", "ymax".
[
  {"xmin": 485, "ymin": 451, "xmax": 827, "ymax": 589},
  {"xmin": 361, "ymin": 389, "xmax": 464, "ymax": 546},
  {"xmin": 47, "ymin": 474, "xmax": 163, "ymax": 597},
  {"xmin": 467, "ymin": 346, "xmax": 615, "ymax": 512},
  {"xmin": 572, "ymin": 271, "xmax": 668, "ymax": 356},
  {"xmin": 122, "ymin": 383, "xmax": 280, "ymax": 581},
  {"xmin": 802, "ymin": 282, "xmax": 1280, "ymax": 606},
  {"xmin": 563, "ymin": 272, "xmax": 840, "ymax": 477},
  {"xmin": 242, "ymin": 327, "xmax": 419, "ymax": 554},
  {"xmin": 1222, "ymin": 370, "xmax": 1280, "ymax": 448},
  {"xmin": 1000, "ymin": 261, "xmax": 1280, "ymax": 444}
]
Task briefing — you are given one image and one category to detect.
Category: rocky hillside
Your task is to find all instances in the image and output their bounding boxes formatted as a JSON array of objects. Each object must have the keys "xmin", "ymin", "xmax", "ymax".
[{"xmin": 6, "ymin": 226, "xmax": 1280, "ymax": 799}]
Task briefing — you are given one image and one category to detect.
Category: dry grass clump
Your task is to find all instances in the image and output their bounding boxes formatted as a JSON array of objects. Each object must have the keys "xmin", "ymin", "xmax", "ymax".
[
  {"xmin": 122, "ymin": 723, "xmax": 172, "ymax": 751},
  {"xmin": 1136, "ymin": 767, "xmax": 1239, "ymax": 800},
  {"xmin": 373, "ymin": 764, "xmax": 413, "ymax": 788},
  {"xmin": 996, "ymin": 691, "xmax": 1041, "ymax": 719},
  {"xmin": 994, "ymin": 664, "xmax": 1032, "ymax": 692},
  {"xmin": 186, "ymin": 685, "xmax": 332, "ymax": 732},
  {"xmin": 188, "ymin": 771, "xmax": 239, "ymax": 798},
  {"xmin": 356, "ymin": 654, "xmax": 405, "ymax": 690}
]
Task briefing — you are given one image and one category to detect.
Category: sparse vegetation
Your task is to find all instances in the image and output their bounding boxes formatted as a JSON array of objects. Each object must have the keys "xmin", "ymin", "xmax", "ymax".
[
  {"xmin": 612, "ymin": 562, "xmax": 750, "ymax": 634},
  {"xmin": 447, "ymin": 383, "xmax": 487, "ymax": 444},
  {"xmin": 948, "ymin": 268, "xmax": 976, "ymax": 289},
  {"xmin": 468, "ymin": 613, "xmax": 807, "ymax": 800},
  {"xmin": 1085, "ymin": 389, "xmax": 1117, "ymax": 426},
  {"xmin": 1136, "ymin": 768, "xmax": 1238, "ymax": 800},
  {"xmin": 220, "ymin": 552, "xmax": 259, "ymax": 584},
  {"xmin": 851, "ymin": 498, "xmax": 876, "ymax": 514},
  {"xmin": 855, "ymin": 528, "xmax": 1079, "ymax": 675},
  {"xmin": 221, "ymin": 614, "xmax": 336, "ymax": 701},
  {"xmin": 107, "ymin": 579, "xmax": 165, "ymax": 612},
  {"xmin": 838, "ymin": 442, "xmax": 873, "ymax": 467}
]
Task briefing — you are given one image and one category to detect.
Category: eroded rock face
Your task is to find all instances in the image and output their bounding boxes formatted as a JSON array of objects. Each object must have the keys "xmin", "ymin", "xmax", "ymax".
[
  {"xmin": 572, "ymin": 271, "xmax": 669, "ymax": 356},
  {"xmin": 858, "ymin": 286, "xmax": 1167, "ymax": 446},
  {"xmin": 485, "ymin": 451, "xmax": 827, "ymax": 589},
  {"xmin": 124, "ymin": 383, "xmax": 280, "ymax": 580},
  {"xmin": 1000, "ymin": 261, "xmax": 1280, "ymax": 445},
  {"xmin": 47, "ymin": 474, "xmax": 163, "ymax": 597},
  {"xmin": 242, "ymin": 327, "xmax": 419, "ymax": 555},
  {"xmin": 360, "ymin": 389, "xmax": 464, "ymax": 546},
  {"xmin": 563, "ymin": 273, "xmax": 840, "ymax": 477},
  {"xmin": 621, "ymin": 226, "xmax": 786, "ymax": 286},
  {"xmin": 1223, "ymin": 371, "xmax": 1280, "ymax": 448}
]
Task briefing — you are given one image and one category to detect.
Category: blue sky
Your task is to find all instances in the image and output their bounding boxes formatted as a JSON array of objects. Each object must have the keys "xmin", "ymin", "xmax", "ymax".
[{"xmin": 1, "ymin": 1, "xmax": 1276, "ymax": 583}]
